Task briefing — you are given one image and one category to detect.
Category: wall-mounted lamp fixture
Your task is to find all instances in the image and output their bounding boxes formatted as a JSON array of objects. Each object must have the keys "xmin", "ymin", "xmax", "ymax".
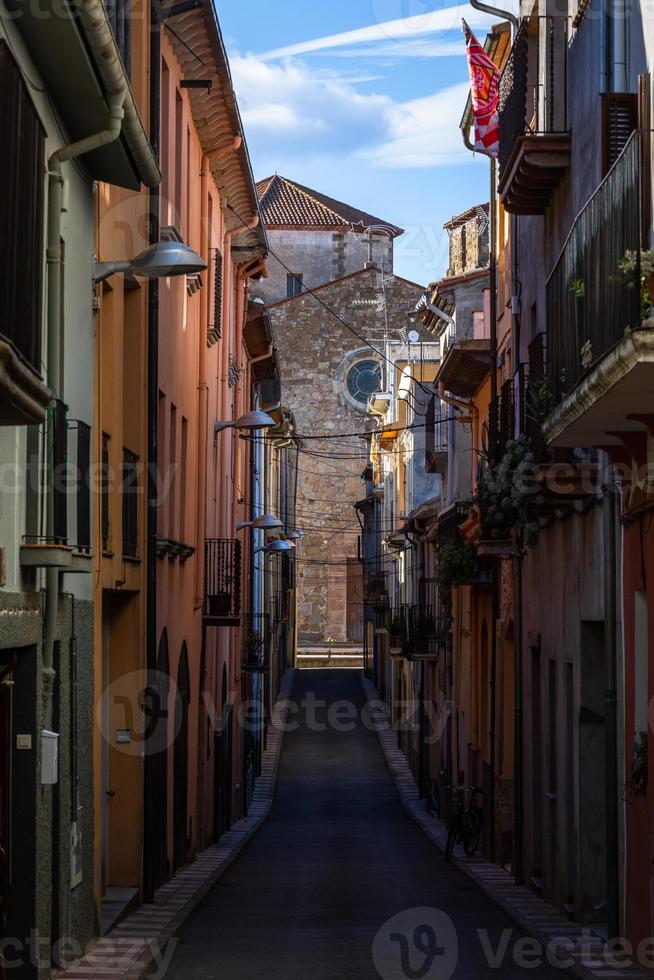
[
  {"xmin": 237, "ymin": 514, "xmax": 283, "ymax": 531},
  {"xmin": 214, "ymin": 410, "xmax": 276, "ymax": 434},
  {"xmin": 93, "ymin": 240, "xmax": 207, "ymax": 284}
]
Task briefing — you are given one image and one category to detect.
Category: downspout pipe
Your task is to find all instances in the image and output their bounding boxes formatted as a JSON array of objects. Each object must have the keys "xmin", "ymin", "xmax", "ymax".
[
  {"xmin": 469, "ymin": 0, "xmax": 519, "ymax": 35},
  {"xmin": 612, "ymin": 0, "xmax": 627, "ymax": 93},
  {"xmin": 43, "ymin": 86, "xmax": 127, "ymax": 719}
]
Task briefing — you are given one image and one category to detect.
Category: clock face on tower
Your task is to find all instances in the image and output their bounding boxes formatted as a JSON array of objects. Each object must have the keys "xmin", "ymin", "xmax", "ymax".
[{"xmin": 345, "ymin": 359, "xmax": 382, "ymax": 405}]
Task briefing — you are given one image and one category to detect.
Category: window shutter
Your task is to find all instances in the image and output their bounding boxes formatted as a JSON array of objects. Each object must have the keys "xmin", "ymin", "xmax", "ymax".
[
  {"xmin": 601, "ymin": 92, "xmax": 637, "ymax": 175},
  {"xmin": 208, "ymin": 248, "xmax": 223, "ymax": 346},
  {"xmin": 0, "ymin": 42, "xmax": 45, "ymax": 370}
]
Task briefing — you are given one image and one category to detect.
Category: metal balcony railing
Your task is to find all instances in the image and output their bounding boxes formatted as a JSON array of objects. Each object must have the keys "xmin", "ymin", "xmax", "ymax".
[
  {"xmin": 399, "ymin": 599, "xmax": 445, "ymax": 661},
  {"xmin": 365, "ymin": 569, "xmax": 389, "ymax": 608},
  {"xmin": 204, "ymin": 538, "xmax": 242, "ymax": 625},
  {"xmin": 242, "ymin": 612, "xmax": 271, "ymax": 672},
  {"xmin": 498, "ymin": 16, "xmax": 569, "ymax": 180},
  {"xmin": 547, "ymin": 130, "xmax": 644, "ymax": 402}
]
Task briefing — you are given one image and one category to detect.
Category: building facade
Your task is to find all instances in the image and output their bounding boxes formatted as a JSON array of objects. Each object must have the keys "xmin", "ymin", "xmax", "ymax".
[{"xmin": 255, "ymin": 178, "xmax": 422, "ymax": 648}]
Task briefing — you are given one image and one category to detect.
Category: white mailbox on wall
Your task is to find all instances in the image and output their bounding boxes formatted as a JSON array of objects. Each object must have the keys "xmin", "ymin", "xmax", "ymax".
[{"xmin": 41, "ymin": 730, "xmax": 59, "ymax": 785}]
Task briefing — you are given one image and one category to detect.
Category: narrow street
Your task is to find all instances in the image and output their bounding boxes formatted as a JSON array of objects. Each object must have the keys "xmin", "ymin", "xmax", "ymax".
[{"xmin": 166, "ymin": 670, "xmax": 561, "ymax": 980}]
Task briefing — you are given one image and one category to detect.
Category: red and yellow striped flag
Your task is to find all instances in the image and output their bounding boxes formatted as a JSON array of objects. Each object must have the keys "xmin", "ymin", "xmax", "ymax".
[{"xmin": 462, "ymin": 19, "xmax": 500, "ymax": 158}]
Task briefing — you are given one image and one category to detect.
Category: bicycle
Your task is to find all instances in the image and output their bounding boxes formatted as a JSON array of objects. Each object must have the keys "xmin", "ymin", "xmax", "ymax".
[{"xmin": 444, "ymin": 783, "xmax": 484, "ymax": 860}]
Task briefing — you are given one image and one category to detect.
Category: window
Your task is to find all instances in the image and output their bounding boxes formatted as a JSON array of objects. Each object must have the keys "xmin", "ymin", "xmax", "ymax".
[
  {"xmin": 345, "ymin": 359, "xmax": 382, "ymax": 406},
  {"xmin": 286, "ymin": 273, "xmax": 303, "ymax": 298},
  {"xmin": 122, "ymin": 448, "xmax": 139, "ymax": 558},
  {"xmin": 179, "ymin": 417, "xmax": 188, "ymax": 543},
  {"xmin": 0, "ymin": 42, "xmax": 45, "ymax": 371},
  {"xmin": 102, "ymin": 434, "xmax": 110, "ymax": 552},
  {"xmin": 169, "ymin": 404, "xmax": 177, "ymax": 538},
  {"xmin": 175, "ymin": 90, "xmax": 183, "ymax": 229},
  {"xmin": 210, "ymin": 247, "xmax": 223, "ymax": 343}
]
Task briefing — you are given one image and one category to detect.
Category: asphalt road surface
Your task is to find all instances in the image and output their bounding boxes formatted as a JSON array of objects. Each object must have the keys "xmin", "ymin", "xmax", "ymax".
[{"xmin": 165, "ymin": 669, "xmax": 564, "ymax": 980}]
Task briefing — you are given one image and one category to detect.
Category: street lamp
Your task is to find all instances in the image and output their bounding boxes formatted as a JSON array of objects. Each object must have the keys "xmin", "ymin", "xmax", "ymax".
[
  {"xmin": 237, "ymin": 513, "xmax": 284, "ymax": 531},
  {"xmin": 254, "ymin": 539, "xmax": 296, "ymax": 554},
  {"xmin": 286, "ymin": 529, "xmax": 304, "ymax": 540},
  {"xmin": 93, "ymin": 240, "xmax": 207, "ymax": 283},
  {"xmin": 214, "ymin": 410, "xmax": 276, "ymax": 434}
]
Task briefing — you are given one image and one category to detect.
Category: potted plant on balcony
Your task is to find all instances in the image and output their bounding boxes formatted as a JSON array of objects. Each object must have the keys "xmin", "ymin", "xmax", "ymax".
[
  {"xmin": 614, "ymin": 249, "xmax": 654, "ymax": 324},
  {"xmin": 476, "ymin": 436, "xmax": 549, "ymax": 550},
  {"xmin": 365, "ymin": 573, "xmax": 388, "ymax": 607}
]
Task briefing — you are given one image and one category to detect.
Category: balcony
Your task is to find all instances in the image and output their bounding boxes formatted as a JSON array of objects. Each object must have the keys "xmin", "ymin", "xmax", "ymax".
[
  {"xmin": 436, "ymin": 339, "xmax": 491, "ymax": 399},
  {"xmin": 497, "ymin": 17, "xmax": 570, "ymax": 214},
  {"xmin": 544, "ymin": 130, "xmax": 652, "ymax": 450},
  {"xmin": 364, "ymin": 570, "xmax": 390, "ymax": 609},
  {"xmin": 425, "ymin": 394, "xmax": 448, "ymax": 475},
  {"xmin": 20, "ymin": 402, "xmax": 92, "ymax": 572},
  {"xmin": 242, "ymin": 612, "xmax": 271, "ymax": 673},
  {"xmin": 489, "ymin": 378, "xmax": 515, "ymax": 462},
  {"xmin": 204, "ymin": 538, "xmax": 242, "ymax": 626},
  {"xmin": 400, "ymin": 602, "xmax": 445, "ymax": 662}
]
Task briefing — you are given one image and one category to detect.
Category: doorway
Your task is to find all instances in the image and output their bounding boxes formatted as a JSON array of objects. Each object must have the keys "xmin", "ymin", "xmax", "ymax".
[
  {"xmin": 213, "ymin": 667, "xmax": 233, "ymax": 841},
  {"xmin": 346, "ymin": 558, "xmax": 364, "ymax": 643},
  {"xmin": 0, "ymin": 654, "xmax": 14, "ymax": 980},
  {"xmin": 173, "ymin": 645, "xmax": 190, "ymax": 871}
]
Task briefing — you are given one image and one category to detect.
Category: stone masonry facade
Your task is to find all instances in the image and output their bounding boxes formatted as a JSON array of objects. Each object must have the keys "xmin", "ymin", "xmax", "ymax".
[{"xmin": 268, "ymin": 268, "xmax": 424, "ymax": 644}]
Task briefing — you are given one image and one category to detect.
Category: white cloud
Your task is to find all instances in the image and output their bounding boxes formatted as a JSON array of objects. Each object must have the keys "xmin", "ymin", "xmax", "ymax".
[
  {"xmin": 231, "ymin": 53, "xmax": 474, "ymax": 171},
  {"xmin": 316, "ymin": 38, "xmax": 464, "ymax": 59},
  {"xmin": 359, "ymin": 81, "xmax": 472, "ymax": 168},
  {"xmin": 259, "ymin": 4, "xmax": 493, "ymax": 60},
  {"xmin": 231, "ymin": 54, "xmax": 391, "ymax": 153}
]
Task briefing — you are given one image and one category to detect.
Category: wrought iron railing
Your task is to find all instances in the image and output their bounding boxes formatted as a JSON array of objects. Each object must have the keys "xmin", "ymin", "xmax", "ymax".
[
  {"xmin": 497, "ymin": 16, "xmax": 569, "ymax": 179},
  {"xmin": 365, "ymin": 569, "xmax": 389, "ymax": 607},
  {"xmin": 242, "ymin": 612, "xmax": 271, "ymax": 671},
  {"xmin": 522, "ymin": 333, "xmax": 547, "ymax": 458},
  {"xmin": 43, "ymin": 403, "xmax": 92, "ymax": 552},
  {"xmin": 546, "ymin": 130, "xmax": 644, "ymax": 402},
  {"xmin": 53, "ymin": 399, "xmax": 67, "ymax": 545},
  {"xmin": 399, "ymin": 599, "xmax": 445, "ymax": 661},
  {"xmin": 204, "ymin": 538, "xmax": 242, "ymax": 624}
]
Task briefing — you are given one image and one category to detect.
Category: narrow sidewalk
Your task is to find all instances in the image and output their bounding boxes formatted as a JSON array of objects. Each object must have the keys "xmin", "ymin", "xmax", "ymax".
[
  {"xmin": 55, "ymin": 673, "xmax": 294, "ymax": 980},
  {"xmin": 361, "ymin": 673, "xmax": 652, "ymax": 980}
]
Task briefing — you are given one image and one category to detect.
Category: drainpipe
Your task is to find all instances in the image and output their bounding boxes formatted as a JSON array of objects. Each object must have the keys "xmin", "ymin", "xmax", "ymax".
[
  {"xmin": 600, "ymin": 0, "xmax": 611, "ymax": 94},
  {"xmin": 469, "ymin": 0, "xmax": 519, "ymax": 35},
  {"xmin": 612, "ymin": 0, "xmax": 627, "ymax": 93},
  {"xmin": 43, "ymin": 87, "xmax": 127, "ymax": 720}
]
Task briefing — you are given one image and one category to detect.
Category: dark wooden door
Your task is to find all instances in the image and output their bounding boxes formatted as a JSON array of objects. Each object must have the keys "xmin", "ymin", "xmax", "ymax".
[
  {"xmin": 173, "ymin": 647, "xmax": 190, "ymax": 872},
  {"xmin": 0, "ymin": 658, "xmax": 13, "ymax": 980},
  {"xmin": 346, "ymin": 558, "xmax": 364, "ymax": 642}
]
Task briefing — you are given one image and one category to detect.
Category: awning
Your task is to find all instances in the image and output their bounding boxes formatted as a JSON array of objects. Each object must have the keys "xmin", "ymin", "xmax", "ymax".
[
  {"xmin": 436, "ymin": 339, "xmax": 490, "ymax": 399},
  {"xmin": 7, "ymin": 0, "xmax": 160, "ymax": 189}
]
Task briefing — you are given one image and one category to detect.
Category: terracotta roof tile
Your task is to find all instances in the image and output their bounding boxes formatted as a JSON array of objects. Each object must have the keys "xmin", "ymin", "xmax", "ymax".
[{"xmin": 256, "ymin": 175, "xmax": 403, "ymax": 237}]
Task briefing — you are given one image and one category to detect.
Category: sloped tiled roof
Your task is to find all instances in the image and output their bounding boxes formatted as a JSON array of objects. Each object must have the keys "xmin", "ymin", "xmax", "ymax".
[{"xmin": 256, "ymin": 175, "xmax": 403, "ymax": 237}]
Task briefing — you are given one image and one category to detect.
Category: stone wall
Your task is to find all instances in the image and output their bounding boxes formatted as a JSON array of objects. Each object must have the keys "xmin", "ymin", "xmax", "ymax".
[
  {"xmin": 269, "ymin": 267, "xmax": 424, "ymax": 643},
  {"xmin": 256, "ymin": 229, "xmax": 395, "ymax": 306}
]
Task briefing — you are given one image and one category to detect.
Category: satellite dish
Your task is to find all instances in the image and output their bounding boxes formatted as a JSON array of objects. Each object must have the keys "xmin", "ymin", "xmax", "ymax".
[{"xmin": 408, "ymin": 330, "xmax": 420, "ymax": 344}]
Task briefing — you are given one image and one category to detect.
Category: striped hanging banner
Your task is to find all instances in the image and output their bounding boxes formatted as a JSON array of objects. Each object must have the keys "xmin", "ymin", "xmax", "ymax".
[{"xmin": 462, "ymin": 19, "xmax": 500, "ymax": 158}]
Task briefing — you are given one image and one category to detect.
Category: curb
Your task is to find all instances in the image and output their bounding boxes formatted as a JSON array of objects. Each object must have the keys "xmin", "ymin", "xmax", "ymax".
[
  {"xmin": 360, "ymin": 672, "xmax": 652, "ymax": 980},
  {"xmin": 56, "ymin": 671, "xmax": 295, "ymax": 980}
]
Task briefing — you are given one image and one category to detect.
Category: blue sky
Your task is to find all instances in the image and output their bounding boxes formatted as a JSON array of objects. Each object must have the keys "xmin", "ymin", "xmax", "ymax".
[{"xmin": 217, "ymin": 0, "xmax": 503, "ymax": 286}]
